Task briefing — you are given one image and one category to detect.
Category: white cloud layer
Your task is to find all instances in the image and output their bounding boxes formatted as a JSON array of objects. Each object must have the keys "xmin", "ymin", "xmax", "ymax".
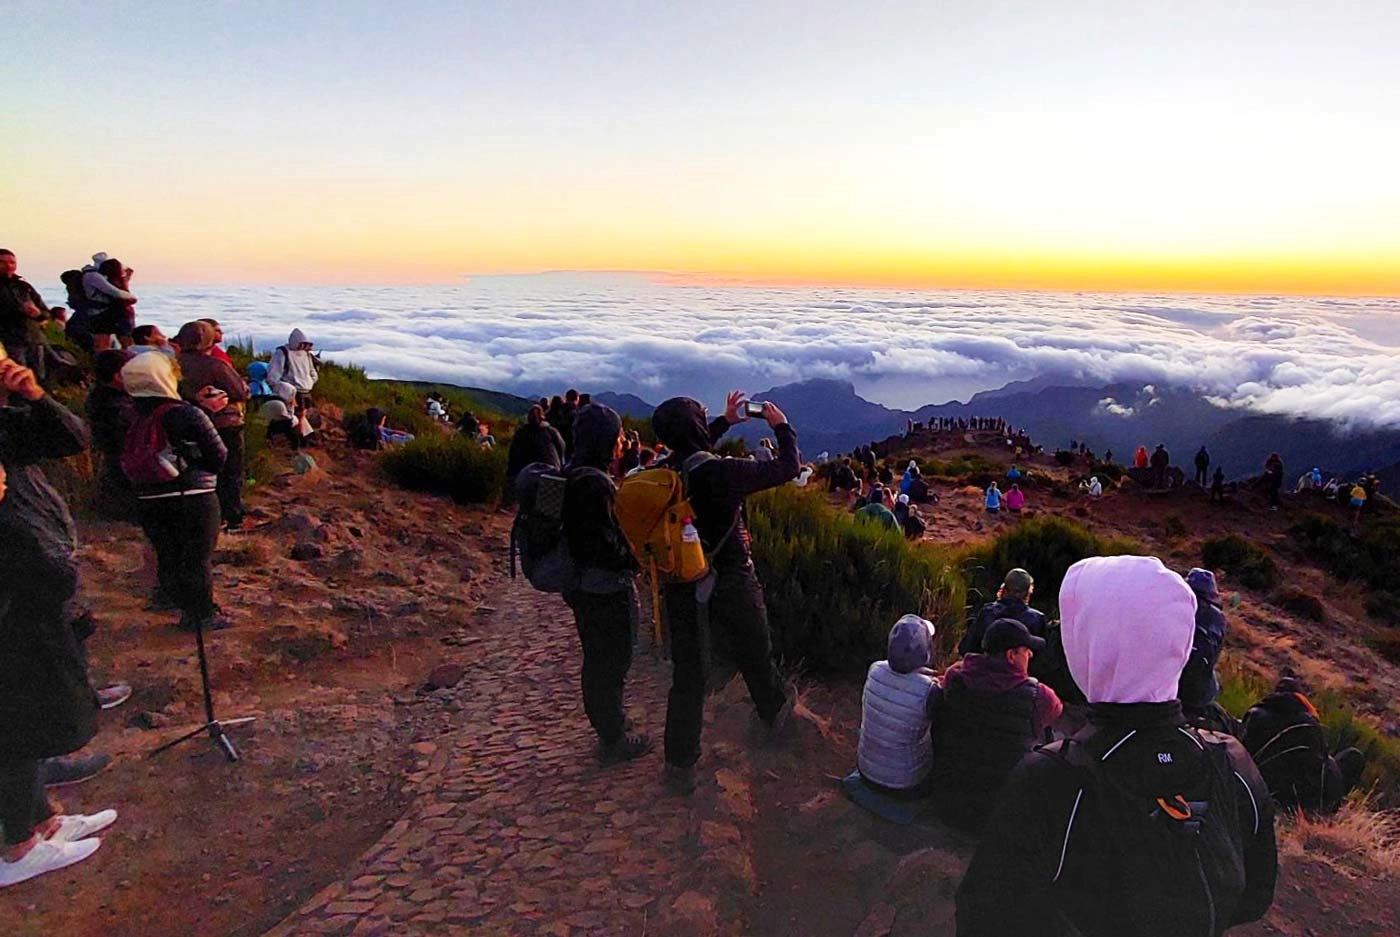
[{"xmin": 130, "ymin": 276, "xmax": 1400, "ymax": 429}]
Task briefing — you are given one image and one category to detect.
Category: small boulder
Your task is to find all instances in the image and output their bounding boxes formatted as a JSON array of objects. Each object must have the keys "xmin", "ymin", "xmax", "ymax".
[
  {"xmin": 290, "ymin": 541, "xmax": 324, "ymax": 561},
  {"xmin": 424, "ymin": 663, "xmax": 466, "ymax": 690}
]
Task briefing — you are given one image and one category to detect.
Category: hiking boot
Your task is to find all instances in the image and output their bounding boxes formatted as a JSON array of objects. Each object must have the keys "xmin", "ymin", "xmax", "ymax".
[
  {"xmin": 0, "ymin": 838, "xmax": 101, "ymax": 889},
  {"xmin": 46, "ymin": 810, "xmax": 118, "ymax": 843},
  {"xmin": 97, "ymin": 684, "xmax": 132, "ymax": 710},
  {"xmin": 41, "ymin": 753, "xmax": 112, "ymax": 788},
  {"xmin": 662, "ymin": 763, "xmax": 697, "ymax": 796},
  {"xmin": 597, "ymin": 731, "xmax": 653, "ymax": 766}
]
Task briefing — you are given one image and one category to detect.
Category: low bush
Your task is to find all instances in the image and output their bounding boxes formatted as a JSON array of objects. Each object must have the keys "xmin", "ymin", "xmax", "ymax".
[
  {"xmin": 1161, "ymin": 513, "xmax": 1187, "ymax": 541},
  {"xmin": 1053, "ymin": 449, "xmax": 1076, "ymax": 466},
  {"xmin": 378, "ymin": 434, "xmax": 508, "ymax": 505},
  {"xmin": 1366, "ymin": 628, "xmax": 1400, "ymax": 666},
  {"xmin": 1273, "ymin": 586, "xmax": 1327, "ymax": 623},
  {"xmin": 1090, "ymin": 461, "xmax": 1125, "ymax": 482},
  {"xmin": 748, "ymin": 485, "xmax": 966, "ymax": 672},
  {"xmin": 1291, "ymin": 513, "xmax": 1400, "ymax": 596},
  {"xmin": 957, "ymin": 515, "xmax": 1139, "ymax": 621},
  {"xmin": 1365, "ymin": 591, "xmax": 1400, "ymax": 626},
  {"xmin": 1200, "ymin": 534, "xmax": 1279, "ymax": 591}
]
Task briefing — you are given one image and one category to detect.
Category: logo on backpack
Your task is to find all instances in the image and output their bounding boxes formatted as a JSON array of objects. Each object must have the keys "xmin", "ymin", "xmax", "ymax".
[{"xmin": 119, "ymin": 402, "xmax": 184, "ymax": 486}]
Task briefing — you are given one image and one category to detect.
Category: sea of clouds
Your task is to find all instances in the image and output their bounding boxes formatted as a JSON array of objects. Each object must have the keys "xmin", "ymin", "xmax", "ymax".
[{"xmin": 131, "ymin": 275, "xmax": 1400, "ymax": 428}]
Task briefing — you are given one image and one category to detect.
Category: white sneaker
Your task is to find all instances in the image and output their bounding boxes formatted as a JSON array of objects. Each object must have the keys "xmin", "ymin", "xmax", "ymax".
[
  {"xmin": 47, "ymin": 810, "xmax": 118, "ymax": 843},
  {"xmin": 0, "ymin": 838, "xmax": 101, "ymax": 888}
]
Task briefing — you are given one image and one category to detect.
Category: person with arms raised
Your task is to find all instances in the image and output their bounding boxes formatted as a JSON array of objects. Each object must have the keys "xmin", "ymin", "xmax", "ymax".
[{"xmin": 650, "ymin": 391, "xmax": 798, "ymax": 794}]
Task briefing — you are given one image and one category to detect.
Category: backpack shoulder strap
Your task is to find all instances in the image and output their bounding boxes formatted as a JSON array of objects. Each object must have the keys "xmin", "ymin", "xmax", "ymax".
[{"xmin": 678, "ymin": 450, "xmax": 739, "ymax": 560}]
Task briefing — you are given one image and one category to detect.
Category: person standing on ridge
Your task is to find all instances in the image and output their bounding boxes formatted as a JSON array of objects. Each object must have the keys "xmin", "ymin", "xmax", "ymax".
[
  {"xmin": 1133, "ymin": 445, "xmax": 1149, "ymax": 469},
  {"xmin": 651, "ymin": 391, "xmax": 799, "ymax": 795},
  {"xmin": 1194, "ymin": 446, "xmax": 1210, "ymax": 488},
  {"xmin": 0, "ymin": 249, "xmax": 52, "ymax": 377},
  {"xmin": 1149, "ymin": 444, "xmax": 1170, "ymax": 488},
  {"xmin": 176, "ymin": 321, "xmax": 249, "ymax": 531},
  {"xmin": 1263, "ymin": 453, "xmax": 1285, "ymax": 511}
]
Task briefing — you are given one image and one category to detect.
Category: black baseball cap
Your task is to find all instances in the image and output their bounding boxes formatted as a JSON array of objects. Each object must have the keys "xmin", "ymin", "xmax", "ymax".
[{"xmin": 983, "ymin": 617, "xmax": 1047, "ymax": 654}]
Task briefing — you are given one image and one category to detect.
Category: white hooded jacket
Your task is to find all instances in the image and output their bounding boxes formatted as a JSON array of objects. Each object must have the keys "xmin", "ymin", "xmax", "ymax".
[{"xmin": 268, "ymin": 328, "xmax": 319, "ymax": 393}]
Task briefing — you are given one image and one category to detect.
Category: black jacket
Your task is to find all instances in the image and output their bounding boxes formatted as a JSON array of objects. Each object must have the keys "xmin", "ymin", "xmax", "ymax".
[
  {"xmin": 957, "ymin": 702, "xmax": 1277, "ymax": 937},
  {"xmin": 562, "ymin": 404, "xmax": 636, "ymax": 579},
  {"xmin": 130, "ymin": 397, "xmax": 227, "ymax": 497},
  {"xmin": 0, "ymin": 394, "xmax": 97, "ymax": 759},
  {"xmin": 86, "ymin": 383, "xmax": 137, "ymax": 461},
  {"xmin": 960, "ymin": 596, "xmax": 1047, "ymax": 657},
  {"xmin": 0, "ymin": 275, "xmax": 49, "ymax": 372},
  {"xmin": 1241, "ymin": 689, "xmax": 1344, "ymax": 812},
  {"xmin": 652, "ymin": 398, "xmax": 799, "ymax": 572}
]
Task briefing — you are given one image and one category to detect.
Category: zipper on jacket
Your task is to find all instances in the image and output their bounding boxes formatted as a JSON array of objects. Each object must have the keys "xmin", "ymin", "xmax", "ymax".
[{"xmin": 1194, "ymin": 846, "xmax": 1215, "ymax": 936}]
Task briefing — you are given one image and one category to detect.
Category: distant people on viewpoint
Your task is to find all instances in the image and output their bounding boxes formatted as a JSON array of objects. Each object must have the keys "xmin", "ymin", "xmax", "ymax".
[
  {"xmin": 267, "ymin": 329, "xmax": 319, "ymax": 408},
  {"xmin": 928, "ymin": 617, "xmax": 1063, "ymax": 830},
  {"xmin": 856, "ymin": 485, "xmax": 900, "ymax": 531},
  {"xmin": 129, "ymin": 325, "xmax": 174, "ymax": 356},
  {"xmin": 956, "ymin": 555, "xmax": 1278, "ymax": 937},
  {"xmin": 959, "ymin": 568, "xmax": 1045, "ymax": 658},
  {"xmin": 983, "ymin": 481, "xmax": 1002, "ymax": 513},
  {"xmin": 893, "ymin": 492, "xmax": 926, "ymax": 539},
  {"xmin": 1003, "ymin": 483, "xmax": 1025, "ymax": 513},
  {"xmin": 651, "ymin": 391, "xmax": 798, "ymax": 795},
  {"xmin": 560, "ymin": 404, "xmax": 651, "ymax": 764},
  {"xmin": 1211, "ymin": 466, "xmax": 1226, "ymax": 503},
  {"xmin": 1080, "ymin": 475, "xmax": 1103, "ymax": 498},
  {"xmin": 1263, "ymin": 452, "xmax": 1284, "ymax": 510},
  {"xmin": 507, "ymin": 405, "xmax": 565, "ymax": 484},
  {"xmin": 1150, "ymin": 443, "xmax": 1170, "ymax": 488},
  {"xmin": 1133, "ymin": 445, "xmax": 1149, "ymax": 469},
  {"xmin": 856, "ymin": 615, "xmax": 939, "ymax": 795},
  {"xmin": 1194, "ymin": 446, "xmax": 1210, "ymax": 487}
]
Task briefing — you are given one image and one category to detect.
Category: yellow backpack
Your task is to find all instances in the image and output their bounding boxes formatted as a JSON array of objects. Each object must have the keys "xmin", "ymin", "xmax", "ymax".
[{"xmin": 616, "ymin": 452, "xmax": 736, "ymax": 645}]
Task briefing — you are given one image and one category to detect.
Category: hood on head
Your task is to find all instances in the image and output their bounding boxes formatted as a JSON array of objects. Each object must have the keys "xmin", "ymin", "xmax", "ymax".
[
  {"xmin": 652, "ymin": 397, "xmax": 712, "ymax": 456},
  {"xmin": 365, "ymin": 407, "xmax": 385, "ymax": 427},
  {"xmin": 248, "ymin": 361, "xmax": 269, "ymax": 380},
  {"xmin": 1185, "ymin": 568, "xmax": 1221, "ymax": 606},
  {"xmin": 887, "ymin": 614, "xmax": 934, "ymax": 673},
  {"xmin": 175, "ymin": 321, "xmax": 214, "ymax": 353},
  {"xmin": 1059, "ymin": 555, "xmax": 1197, "ymax": 704},
  {"xmin": 288, "ymin": 328, "xmax": 310, "ymax": 347},
  {"xmin": 569, "ymin": 404, "xmax": 622, "ymax": 470},
  {"xmin": 121, "ymin": 350, "xmax": 181, "ymax": 400}
]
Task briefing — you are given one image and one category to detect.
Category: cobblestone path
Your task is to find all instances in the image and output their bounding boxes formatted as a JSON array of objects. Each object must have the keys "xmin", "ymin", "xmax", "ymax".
[{"xmin": 264, "ymin": 579, "xmax": 771, "ymax": 937}]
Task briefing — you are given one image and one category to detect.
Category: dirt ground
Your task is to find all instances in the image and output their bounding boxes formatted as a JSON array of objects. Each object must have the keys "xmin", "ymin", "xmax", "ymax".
[{"xmin": 8, "ymin": 432, "xmax": 1400, "ymax": 936}]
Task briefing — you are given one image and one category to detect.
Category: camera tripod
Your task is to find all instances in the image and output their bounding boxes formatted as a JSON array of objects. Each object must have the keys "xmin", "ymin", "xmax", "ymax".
[{"xmin": 150, "ymin": 613, "xmax": 255, "ymax": 762}]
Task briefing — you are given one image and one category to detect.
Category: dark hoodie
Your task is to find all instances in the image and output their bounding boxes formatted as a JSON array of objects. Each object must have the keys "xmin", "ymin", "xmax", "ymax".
[
  {"xmin": 651, "ymin": 397, "xmax": 799, "ymax": 571},
  {"xmin": 561, "ymin": 404, "xmax": 636, "ymax": 577},
  {"xmin": 1179, "ymin": 568, "xmax": 1226, "ymax": 713}
]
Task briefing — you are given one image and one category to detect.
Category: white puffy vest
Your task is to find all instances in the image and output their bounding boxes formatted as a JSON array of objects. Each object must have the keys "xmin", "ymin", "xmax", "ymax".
[{"xmin": 857, "ymin": 661, "xmax": 936, "ymax": 790}]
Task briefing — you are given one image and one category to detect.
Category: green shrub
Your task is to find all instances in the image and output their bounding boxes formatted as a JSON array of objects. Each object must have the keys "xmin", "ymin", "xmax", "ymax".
[
  {"xmin": 1200, "ymin": 534, "xmax": 1279, "ymax": 591},
  {"xmin": 378, "ymin": 434, "xmax": 508, "ymax": 505},
  {"xmin": 1273, "ymin": 586, "xmax": 1327, "ymax": 623},
  {"xmin": 748, "ymin": 485, "xmax": 966, "ymax": 672},
  {"xmin": 1053, "ymin": 449, "xmax": 1076, "ymax": 466},
  {"xmin": 1291, "ymin": 514, "xmax": 1400, "ymax": 595},
  {"xmin": 1090, "ymin": 461, "xmax": 1125, "ymax": 482},
  {"xmin": 957, "ymin": 515, "xmax": 1139, "ymax": 621},
  {"xmin": 1367, "ymin": 628, "xmax": 1400, "ymax": 666},
  {"xmin": 1162, "ymin": 513, "xmax": 1187, "ymax": 541},
  {"xmin": 1365, "ymin": 592, "xmax": 1400, "ymax": 626}
]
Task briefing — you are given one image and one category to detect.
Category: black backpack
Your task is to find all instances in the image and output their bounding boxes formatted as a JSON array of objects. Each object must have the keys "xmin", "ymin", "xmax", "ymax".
[
  {"xmin": 1048, "ymin": 728, "xmax": 1249, "ymax": 937},
  {"xmin": 509, "ymin": 463, "xmax": 608, "ymax": 594}
]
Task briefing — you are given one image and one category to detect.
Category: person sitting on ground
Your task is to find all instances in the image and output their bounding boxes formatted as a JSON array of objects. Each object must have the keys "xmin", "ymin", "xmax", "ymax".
[
  {"xmin": 266, "ymin": 328, "xmax": 319, "ymax": 407},
  {"xmin": 928, "ymin": 618, "xmax": 1063, "ymax": 831},
  {"xmin": 121, "ymin": 352, "xmax": 230, "ymax": 632},
  {"xmin": 507, "ymin": 404, "xmax": 565, "ymax": 483},
  {"xmin": 906, "ymin": 469, "xmax": 935, "ymax": 504},
  {"xmin": 426, "ymin": 393, "xmax": 448, "ymax": 423},
  {"xmin": 959, "ymin": 568, "xmax": 1045, "ymax": 657},
  {"xmin": 753, "ymin": 437, "xmax": 776, "ymax": 462},
  {"xmin": 84, "ymin": 350, "xmax": 138, "ymax": 520},
  {"xmin": 1243, "ymin": 672, "xmax": 1364, "ymax": 814},
  {"xmin": 128, "ymin": 324, "xmax": 174, "ymax": 356},
  {"xmin": 349, "ymin": 408, "xmax": 413, "ymax": 450},
  {"xmin": 893, "ymin": 492, "xmax": 926, "ymax": 539},
  {"xmin": 246, "ymin": 361, "xmax": 277, "ymax": 402},
  {"xmin": 793, "ymin": 464, "xmax": 814, "ymax": 487},
  {"xmin": 259, "ymin": 383, "xmax": 306, "ymax": 449},
  {"xmin": 856, "ymin": 485, "xmax": 900, "ymax": 531},
  {"xmin": 1006, "ymin": 465, "xmax": 1021, "ymax": 481},
  {"xmin": 1211, "ymin": 466, "xmax": 1226, "ymax": 502},
  {"xmin": 956, "ymin": 555, "xmax": 1277, "ymax": 936},
  {"xmin": 899, "ymin": 461, "xmax": 920, "ymax": 496},
  {"xmin": 1178, "ymin": 569, "xmax": 1226, "ymax": 720},
  {"xmin": 878, "ymin": 461, "xmax": 894, "ymax": 485},
  {"xmin": 0, "ymin": 361, "xmax": 117, "ymax": 889},
  {"xmin": 1080, "ymin": 475, "xmax": 1103, "ymax": 498},
  {"xmin": 984, "ymin": 481, "xmax": 1002, "ymax": 513},
  {"xmin": 856, "ymin": 615, "xmax": 939, "ymax": 796},
  {"xmin": 829, "ymin": 457, "xmax": 860, "ymax": 496},
  {"xmin": 1004, "ymin": 483, "xmax": 1025, "ymax": 513}
]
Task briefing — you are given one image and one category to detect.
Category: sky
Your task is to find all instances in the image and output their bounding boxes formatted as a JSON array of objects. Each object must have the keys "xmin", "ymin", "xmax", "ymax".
[{"xmin": 4, "ymin": 1, "xmax": 1400, "ymax": 294}]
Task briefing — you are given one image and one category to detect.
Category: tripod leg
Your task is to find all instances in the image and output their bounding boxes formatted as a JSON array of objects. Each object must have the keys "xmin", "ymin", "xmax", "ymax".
[
  {"xmin": 194, "ymin": 616, "xmax": 218, "ymax": 725},
  {"xmin": 208, "ymin": 722, "xmax": 240, "ymax": 763}
]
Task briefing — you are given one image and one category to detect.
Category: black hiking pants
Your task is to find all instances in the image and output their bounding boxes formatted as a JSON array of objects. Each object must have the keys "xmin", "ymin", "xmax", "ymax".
[
  {"xmin": 216, "ymin": 426, "xmax": 245, "ymax": 527},
  {"xmin": 566, "ymin": 588, "xmax": 634, "ymax": 746},
  {"xmin": 137, "ymin": 492, "xmax": 220, "ymax": 624},
  {"xmin": 0, "ymin": 758, "xmax": 51, "ymax": 845},
  {"xmin": 1195, "ymin": 466, "xmax": 1208, "ymax": 487},
  {"xmin": 663, "ymin": 563, "xmax": 789, "ymax": 768}
]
